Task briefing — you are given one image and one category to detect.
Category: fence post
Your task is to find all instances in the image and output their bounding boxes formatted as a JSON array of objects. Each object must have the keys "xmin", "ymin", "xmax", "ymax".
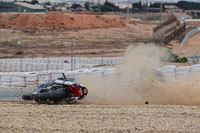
[
  {"xmin": 47, "ymin": 57, "xmax": 49, "ymax": 70},
  {"xmin": 71, "ymin": 40, "xmax": 74, "ymax": 71}
]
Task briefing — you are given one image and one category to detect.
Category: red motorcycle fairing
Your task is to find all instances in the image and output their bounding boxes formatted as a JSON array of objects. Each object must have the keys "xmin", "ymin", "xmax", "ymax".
[{"xmin": 67, "ymin": 86, "xmax": 83, "ymax": 97}]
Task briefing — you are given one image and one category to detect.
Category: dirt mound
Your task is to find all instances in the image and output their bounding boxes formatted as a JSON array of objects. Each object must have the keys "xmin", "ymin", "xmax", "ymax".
[
  {"xmin": 0, "ymin": 20, "xmax": 154, "ymax": 58},
  {"xmin": 0, "ymin": 13, "xmax": 129, "ymax": 31}
]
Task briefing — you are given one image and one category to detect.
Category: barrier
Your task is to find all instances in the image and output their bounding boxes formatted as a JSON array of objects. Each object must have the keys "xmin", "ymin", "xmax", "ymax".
[
  {"xmin": 181, "ymin": 27, "xmax": 200, "ymax": 47},
  {"xmin": 38, "ymin": 71, "xmax": 51, "ymax": 85},
  {"xmin": 25, "ymin": 73, "xmax": 38, "ymax": 87},
  {"xmin": 0, "ymin": 73, "xmax": 11, "ymax": 88},
  {"xmin": 176, "ymin": 66, "xmax": 191, "ymax": 71},
  {"xmin": 160, "ymin": 65, "xmax": 176, "ymax": 72},
  {"xmin": 176, "ymin": 66, "xmax": 191, "ymax": 80},
  {"xmin": 11, "ymin": 73, "xmax": 26, "ymax": 88},
  {"xmin": 1, "ymin": 64, "xmax": 200, "ymax": 88},
  {"xmin": 0, "ymin": 67, "xmax": 113, "ymax": 88},
  {"xmin": 50, "ymin": 70, "xmax": 65, "ymax": 78}
]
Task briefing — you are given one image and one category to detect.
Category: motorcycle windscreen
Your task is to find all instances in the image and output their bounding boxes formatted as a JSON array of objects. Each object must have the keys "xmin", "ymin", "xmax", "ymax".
[{"xmin": 35, "ymin": 81, "xmax": 55, "ymax": 93}]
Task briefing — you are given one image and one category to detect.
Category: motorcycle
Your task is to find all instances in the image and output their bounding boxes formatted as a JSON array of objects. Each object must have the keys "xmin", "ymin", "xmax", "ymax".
[{"xmin": 22, "ymin": 73, "xmax": 88, "ymax": 104}]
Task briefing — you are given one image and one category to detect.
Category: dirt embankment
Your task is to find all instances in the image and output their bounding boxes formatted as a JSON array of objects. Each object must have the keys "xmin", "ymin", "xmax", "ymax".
[
  {"xmin": 0, "ymin": 15, "xmax": 155, "ymax": 58},
  {"xmin": 0, "ymin": 13, "xmax": 130, "ymax": 31}
]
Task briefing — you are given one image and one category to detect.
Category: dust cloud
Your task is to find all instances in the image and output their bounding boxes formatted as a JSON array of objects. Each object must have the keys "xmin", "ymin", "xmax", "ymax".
[{"xmin": 80, "ymin": 44, "xmax": 200, "ymax": 105}]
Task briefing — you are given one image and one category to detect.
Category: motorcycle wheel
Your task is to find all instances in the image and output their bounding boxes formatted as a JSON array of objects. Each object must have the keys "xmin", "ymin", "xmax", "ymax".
[{"xmin": 34, "ymin": 88, "xmax": 69, "ymax": 104}]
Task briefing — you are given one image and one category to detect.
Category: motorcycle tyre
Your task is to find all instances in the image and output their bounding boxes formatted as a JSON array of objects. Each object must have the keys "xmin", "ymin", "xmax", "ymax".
[
  {"xmin": 22, "ymin": 93, "xmax": 34, "ymax": 101},
  {"xmin": 34, "ymin": 88, "xmax": 69, "ymax": 104}
]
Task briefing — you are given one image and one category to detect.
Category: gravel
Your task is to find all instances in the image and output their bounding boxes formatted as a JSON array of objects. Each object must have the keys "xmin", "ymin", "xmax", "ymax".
[{"xmin": 0, "ymin": 102, "xmax": 200, "ymax": 132}]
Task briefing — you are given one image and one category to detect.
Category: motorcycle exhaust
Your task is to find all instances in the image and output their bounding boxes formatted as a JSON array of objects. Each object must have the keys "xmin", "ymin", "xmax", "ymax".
[{"xmin": 54, "ymin": 79, "xmax": 76, "ymax": 86}]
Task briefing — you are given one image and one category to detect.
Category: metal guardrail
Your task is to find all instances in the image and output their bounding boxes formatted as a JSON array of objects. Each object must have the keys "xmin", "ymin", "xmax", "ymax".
[
  {"xmin": 181, "ymin": 27, "xmax": 200, "ymax": 47},
  {"xmin": 185, "ymin": 19, "xmax": 200, "ymax": 22}
]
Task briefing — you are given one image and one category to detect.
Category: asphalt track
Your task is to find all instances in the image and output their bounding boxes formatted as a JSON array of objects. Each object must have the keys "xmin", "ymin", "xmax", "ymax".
[{"xmin": 0, "ymin": 88, "xmax": 32, "ymax": 101}]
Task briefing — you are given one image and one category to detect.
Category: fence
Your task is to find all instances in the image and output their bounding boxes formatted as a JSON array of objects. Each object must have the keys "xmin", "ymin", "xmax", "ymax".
[{"xmin": 0, "ymin": 57, "xmax": 123, "ymax": 72}]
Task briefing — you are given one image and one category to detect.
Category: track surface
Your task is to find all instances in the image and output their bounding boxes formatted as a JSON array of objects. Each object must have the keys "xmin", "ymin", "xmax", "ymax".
[
  {"xmin": 0, "ymin": 88, "xmax": 30, "ymax": 101},
  {"xmin": 0, "ymin": 102, "xmax": 200, "ymax": 132}
]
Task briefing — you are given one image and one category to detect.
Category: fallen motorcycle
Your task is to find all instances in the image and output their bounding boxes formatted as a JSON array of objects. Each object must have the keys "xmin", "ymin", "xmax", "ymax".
[{"xmin": 22, "ymin": 73, "xmax": 88, "ymax": 104}]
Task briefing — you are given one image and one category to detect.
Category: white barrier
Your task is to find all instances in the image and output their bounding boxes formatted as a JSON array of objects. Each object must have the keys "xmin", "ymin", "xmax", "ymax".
[
  {"xmin": 191, "ymin": 65, "xmax": 200, "ymax": 78},
  {"xmin": 1, "ymin": 64, "xmax": 200, "ymax": 88},
  {"xmin": 11, "ymin": 73, "xmax": 26, "ymax": 88},
  {"xmin": 0, "ymin": 73, "xmax": 11, "ymax": 88},
  {"xmin": 50, "ymin": 70, "xmax": 65, "ymax": 79},
  {"xmin": 38, "ymin": 71, "xmax": 51, "ymax": 85},
  {"xmin": 25, "ymin": 73, "xmax": 38, "ymax": 87},
  {"xmin": 176, "ymin": 66, "xmax": 191, "ymax": 80},
  {"xmin": 160, "ymin": 65, "xmax": 176, "ymax": 80},
  {"xmin": 0, "ymin": 67, "xmax": 116, "ymax": 88},
  {"xmin": 176, "ymin": 66, "xmax": 191, "ymax": 71}
]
